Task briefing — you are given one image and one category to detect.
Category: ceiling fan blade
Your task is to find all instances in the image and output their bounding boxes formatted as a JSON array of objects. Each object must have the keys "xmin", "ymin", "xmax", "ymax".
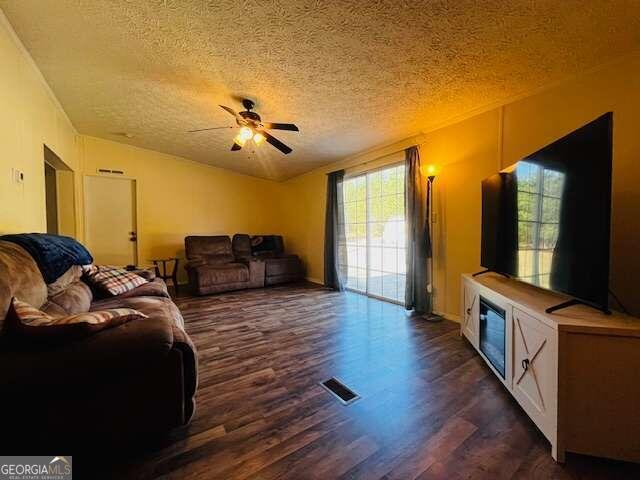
[
  {"xmin": 262, "ymin": 131, "xmax": 292, "ymax": 155},
  {"xmin": 231, "ymin": 142, "xmax": 242, "ymax": 151},
  {"xmin": 262, "ymin": 122, "xmax": 299, "ymax": 132},
  {"xmin": 187, "ymin": 126, "xmax": 233, "ymax": 133},
  {"xmin": 220, "ymin": 105, "xmax": 240, "ymax": 119}
]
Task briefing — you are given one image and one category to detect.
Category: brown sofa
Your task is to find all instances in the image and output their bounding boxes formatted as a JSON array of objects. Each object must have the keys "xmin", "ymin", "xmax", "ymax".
[
  {"xmin": 233, "ymin": 234, "xmax": 305, "ymax": 286},
  {"xmin": 0, "ymin": 240, "xmax": 198, "ymax": 448},
  {"xmin": 185, "ymin": 235, "xmax": 265, "ymax": 295}
]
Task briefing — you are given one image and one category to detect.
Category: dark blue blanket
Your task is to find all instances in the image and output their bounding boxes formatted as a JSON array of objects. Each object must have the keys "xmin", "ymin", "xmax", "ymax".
[{"xmin": 0, "ymin": 233, "xmax": 93, "ymax": 284}]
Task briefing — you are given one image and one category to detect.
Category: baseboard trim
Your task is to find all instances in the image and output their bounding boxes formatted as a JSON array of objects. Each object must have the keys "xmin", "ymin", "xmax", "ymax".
[
  {"xmin": 174, "ymin": 277, "xmax": 459, "ymax": 322},
  {"xmin": 435, "ymin": 311, "xmax": 460, "ymax": 323}
]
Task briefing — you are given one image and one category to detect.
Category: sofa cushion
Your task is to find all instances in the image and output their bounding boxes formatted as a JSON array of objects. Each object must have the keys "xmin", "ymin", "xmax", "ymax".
[
  {"xmin": 83, "ymin": 265, "xmax": 148, "ymax": 296},
  {"xmin": 91, "ymin": 295, "xmax": 185, "ymax": 330},
  {"xmin": 47, "ymin": 265, "xmax": 83, "ymax": 297},
  {"xmin": 7, "ymin": 298, "xmax": 147, "ymax": 342},
  {"xmin": 194, "ymin": 264, "xmax": 249, "ymax": 286},
  {"xmin": 185, "ymin": 235, "xmax": 233, "ymax": 257},
  {"xmin": 232, "ymin": 234, "xmax": 252, "ymax": 261},
  {"xmin": 201, "ymin": 253, "xmax": 235, "ymax": 265},
  {"xmin": 113, "ymin": 278, "xmax": 170, "ymax": 300},
  {"xmin": 0, "ymin": 241, "xmax": 48, "ymax": 332},
  {"xmin": 40, "ymin": 300, "xmax": 68, "ymax": 317},
  {"xmin": 48, "ymin": 281, "xmax": 93, "ymax": 315}
]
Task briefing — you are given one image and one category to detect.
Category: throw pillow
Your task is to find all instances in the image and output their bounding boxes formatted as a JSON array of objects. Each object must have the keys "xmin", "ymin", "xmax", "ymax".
[
  {"xmin": 47, "ymin": 281, "xmax": 93, "ymax": 315},
  {"xmin": 83, "ymin": 265, "xmax": 148, "ymax": 296},
  {"xmin": 7, "ymin": 297, "xmax": 147, "ymax": 341}
]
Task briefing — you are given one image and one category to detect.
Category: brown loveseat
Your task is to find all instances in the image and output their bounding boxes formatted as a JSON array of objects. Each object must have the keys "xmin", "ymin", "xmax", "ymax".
[
  {"xmin": 233, "ymin": 234, "xmax": 305, "ymax": 286},
  {"xmin": 185, "ymin": 235, "xmax": 265, "ymax": 295},
  {"xmin": 0, "ymin": 240, "xmax": 198, "ymax": 448}
]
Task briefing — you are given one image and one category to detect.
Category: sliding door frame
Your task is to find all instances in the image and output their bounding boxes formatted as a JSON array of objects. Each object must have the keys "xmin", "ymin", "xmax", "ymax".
[{"xmin": 341, "ymin": 161, "xmax": 406, "ymax": 305}]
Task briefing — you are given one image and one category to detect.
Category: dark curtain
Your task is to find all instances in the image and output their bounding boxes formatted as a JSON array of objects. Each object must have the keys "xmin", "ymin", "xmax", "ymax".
[
  {"xmin": 324, "ymin": 169, "xmax": 345, "ymax": 291},
  {"xmin": 405, "ymin": 146, "xmax": 432, "ymax": 313}
]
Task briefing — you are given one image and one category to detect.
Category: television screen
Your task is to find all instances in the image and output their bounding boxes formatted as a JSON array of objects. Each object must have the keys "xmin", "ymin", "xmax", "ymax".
[{"xmin": 481, "ymin": 112, "xmax": 613, "ymax": 311}]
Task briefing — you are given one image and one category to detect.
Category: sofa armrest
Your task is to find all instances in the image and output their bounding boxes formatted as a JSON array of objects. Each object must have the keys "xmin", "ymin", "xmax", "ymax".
[
  {"xmin": 0, "ymin": 318, "xmax": 199, "ymax": 437},
  {"xmin": 235, "ymin": 258, "xmax": 265, "ymax": 288},
  {"xmin": 0, "ymin": 315, "xmax": 175, "ymax": 389},
  {"xmin": 185, "ymin": 259, "xmax": 207, "ymax": 270},
  {"xmin": 171, "ymin": 325, "xmax": 198, "ymax": 422},
  {"xmin": 133, "ymin": 268, "xmax": 156, "ymax": 281},
  {"xmin": 250, "ymin": 259, "xmax": 265, "ymax": 288}
]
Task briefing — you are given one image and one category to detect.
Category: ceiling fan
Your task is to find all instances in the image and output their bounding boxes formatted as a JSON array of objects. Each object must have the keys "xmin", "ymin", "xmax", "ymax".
[{"xmin": 188, "ymin": 99, "xmax": 299, "ymax": 155}]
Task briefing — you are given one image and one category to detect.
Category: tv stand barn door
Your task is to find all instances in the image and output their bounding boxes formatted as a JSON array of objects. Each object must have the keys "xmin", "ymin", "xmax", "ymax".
[
  {"xmin": 461, "ymin": 273, "xmax": 640, "ymax": 463},
  {"xmin": 461, "ymin": 282, "xmax": 479, "ymax": 348},
  {"xmin": 511, "ymin": 308, "xmax": 557, "ymax": 447}
]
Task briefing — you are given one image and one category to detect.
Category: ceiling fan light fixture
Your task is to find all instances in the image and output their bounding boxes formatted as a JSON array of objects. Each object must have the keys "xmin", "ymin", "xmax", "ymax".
[
  {"xmin": 253, "ymin": 132, "xmax": 266, "ymax": 145},
  {"xmin": 201, "ymin": 102, "xmax": 298, "ymax": 154},
  {"xmin": 239, "ymin": 126, "xmax": 253, "ymax": 142},
  {"xmin": 233, "ymin": 134, "xmax": 246, "ymax": 147}
]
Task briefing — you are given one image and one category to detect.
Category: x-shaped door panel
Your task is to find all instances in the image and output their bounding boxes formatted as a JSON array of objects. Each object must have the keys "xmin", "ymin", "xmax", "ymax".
[
  {"xmin": 463, "ymin": 289, "xmax": 478, "ymax": 344},
  {"xmin": 513, "ymin": 315, "xmax": 549, "ymax": 413}
]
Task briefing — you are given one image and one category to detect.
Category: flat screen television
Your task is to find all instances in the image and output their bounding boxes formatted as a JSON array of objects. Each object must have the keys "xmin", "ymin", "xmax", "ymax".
[{"xmin": 480, "ymin": 112, "xmax": 613, "ymax": 313}]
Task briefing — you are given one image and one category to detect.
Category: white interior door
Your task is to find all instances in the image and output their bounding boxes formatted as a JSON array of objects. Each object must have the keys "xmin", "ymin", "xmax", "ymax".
[{"xmin": 84, "ymin": 175, "xmax": 137, "ymax": 266}]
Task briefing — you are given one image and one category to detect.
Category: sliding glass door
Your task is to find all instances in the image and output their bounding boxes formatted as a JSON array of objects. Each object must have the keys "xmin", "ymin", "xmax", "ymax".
[{"xmin": 338, "ymin": 164, "xmax": 406, "ymax": 304}]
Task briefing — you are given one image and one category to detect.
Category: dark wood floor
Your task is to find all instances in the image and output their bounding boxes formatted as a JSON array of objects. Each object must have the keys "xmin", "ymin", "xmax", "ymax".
[{"xmin": 109, "ymin": 283, "xmax": 640, "ymax": 479}]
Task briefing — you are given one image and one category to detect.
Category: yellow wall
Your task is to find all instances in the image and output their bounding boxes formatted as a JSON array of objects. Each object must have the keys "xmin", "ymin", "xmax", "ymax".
[
  {"xmin": 279, "ymin": 136, "xmax": 424, "ymax": 284},
  {"xmin": 0, "ymin": 11, "xmax": 79, "ymax": 234},
  {"xmin": 426, "ymin": 110, "xmax": 501, "ymax": 318},
  {"xmin": 80, "ymin": 136, "xmax": 286, "ymax": 282},
  {"xmin": 281, "ymin": 52, "xmax": 640, "ymax": 318},
  {"xmin": 279, "ymin": 169, "xmax": 327, "ymax": 283},
  {"xmin": 3, "ymin": 3, "xmax": 638, "ymax": 314},
  {"xmin": 0, "ymin": 9, "xmax": 288, "ymax": 284},
  {"xmin": 501, "ymin": 54, "xmax": 640, "ymax": 318}
]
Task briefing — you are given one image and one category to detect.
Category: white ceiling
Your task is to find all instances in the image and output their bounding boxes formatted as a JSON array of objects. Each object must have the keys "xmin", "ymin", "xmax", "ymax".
[{"xmin": 1, "ymin": 1, "xmax": 639, "ymax": 181}]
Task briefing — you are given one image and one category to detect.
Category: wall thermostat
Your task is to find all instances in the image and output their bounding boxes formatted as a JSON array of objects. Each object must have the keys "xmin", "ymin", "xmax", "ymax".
[{"xmin": 11, "ymin": 168, "xmax": 24, "ymax": 183}]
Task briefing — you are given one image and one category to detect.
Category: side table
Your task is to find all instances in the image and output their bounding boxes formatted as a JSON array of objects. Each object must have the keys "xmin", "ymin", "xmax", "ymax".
[{"xmin": 151, "ymin": 257, "xmax": 180, "ymax": 296}]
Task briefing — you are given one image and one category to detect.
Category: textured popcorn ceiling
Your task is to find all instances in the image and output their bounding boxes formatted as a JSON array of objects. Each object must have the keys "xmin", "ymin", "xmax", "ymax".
[{"xmin": 1, "ymin": 1, "xmax": 639, "ymax": 180}]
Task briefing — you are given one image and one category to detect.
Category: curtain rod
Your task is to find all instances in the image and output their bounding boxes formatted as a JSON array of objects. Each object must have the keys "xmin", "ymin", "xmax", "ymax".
[{"xmin": 327, "ymin": 144, "xmax": 417, "ymax": 175}]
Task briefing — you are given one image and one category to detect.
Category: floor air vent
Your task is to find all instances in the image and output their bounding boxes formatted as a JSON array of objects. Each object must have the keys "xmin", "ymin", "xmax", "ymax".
[{"xmin": 320, "ymin": 377, "xmax": 360, "ymax": 405}]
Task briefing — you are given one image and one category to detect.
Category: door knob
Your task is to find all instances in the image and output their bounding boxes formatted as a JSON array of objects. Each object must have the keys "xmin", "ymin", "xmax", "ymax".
[
  {"xmin": 521, "ymin": 358, "xmax": 530, "ymax": 372},
  {"xmin": 129, "ymin": 232, "xmax": 137, "ymax": 242}
]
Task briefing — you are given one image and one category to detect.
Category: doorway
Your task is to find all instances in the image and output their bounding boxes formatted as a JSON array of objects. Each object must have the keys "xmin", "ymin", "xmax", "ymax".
[
  {"xmin": 43, "ymin": 145, "xmax": 76, "ymax": 237},
  {"xmin": 44, "ymin": 162, "xmax": 58, "ymax": 234},
  {"xmin": 338, "ymin": 163, "xmax": 406, "ymax": 304},
  {"xmin": 84, "ymin": 175, "xmax": 138, "ymax": 266}
]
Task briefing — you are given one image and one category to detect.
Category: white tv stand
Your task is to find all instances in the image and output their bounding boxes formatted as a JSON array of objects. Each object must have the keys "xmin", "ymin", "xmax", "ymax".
[{"xmin": 461, "ymin": 273, "xmax": 640, "ymax": 463}]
